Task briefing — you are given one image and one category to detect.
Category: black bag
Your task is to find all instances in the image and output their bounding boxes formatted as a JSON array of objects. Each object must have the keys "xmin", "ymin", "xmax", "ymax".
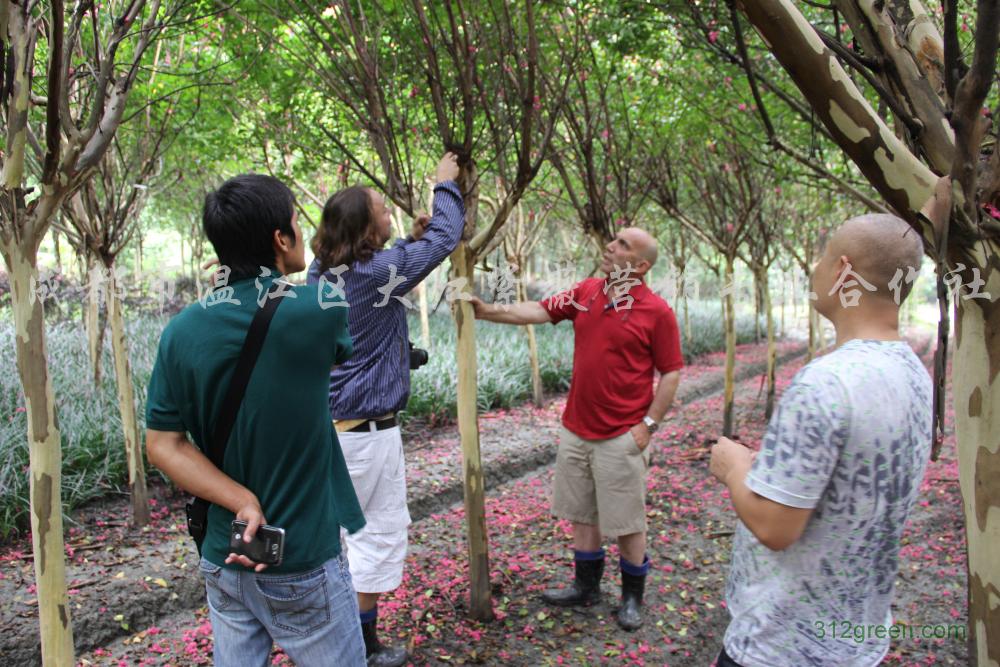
[{"xmin": 187, "ymin": 284, "xmax": 286, "ymax": 553}]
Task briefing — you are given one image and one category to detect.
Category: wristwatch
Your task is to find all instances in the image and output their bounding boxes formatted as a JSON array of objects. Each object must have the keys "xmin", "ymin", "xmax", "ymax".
[{"xmin": 642, "ymin": 416, "xmax": 659, "ymax": 434}]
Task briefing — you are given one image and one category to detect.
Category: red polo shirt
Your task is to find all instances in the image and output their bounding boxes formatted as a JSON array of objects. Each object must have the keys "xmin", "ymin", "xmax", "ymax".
[{"xmin": 541, "ymin": 277, "xmax": 683, "ymax": 440}]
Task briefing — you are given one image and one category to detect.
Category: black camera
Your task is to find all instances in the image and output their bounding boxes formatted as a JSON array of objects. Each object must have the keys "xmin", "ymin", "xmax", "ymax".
[{"xmin": 409, "ymin": 341, "xmax": 429, "ymax": 370}]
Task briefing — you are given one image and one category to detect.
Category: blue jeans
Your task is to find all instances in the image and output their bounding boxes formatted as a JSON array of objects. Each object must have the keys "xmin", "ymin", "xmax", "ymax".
[{"xmin": 199, "ymin": 554, "xmax": 365, "ymax": 667}]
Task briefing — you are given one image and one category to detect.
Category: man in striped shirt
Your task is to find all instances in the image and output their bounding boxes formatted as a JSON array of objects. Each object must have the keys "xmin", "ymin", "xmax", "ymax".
[{"xmin": 307, "ymin": 153, "xmax": 463, "ymax": 667}]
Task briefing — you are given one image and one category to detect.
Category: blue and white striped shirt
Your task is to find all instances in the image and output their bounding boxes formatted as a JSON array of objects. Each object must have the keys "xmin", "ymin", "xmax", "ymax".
[{"xmin": 306, "ymin": 181, "xmax": 465, "ymax": 419}]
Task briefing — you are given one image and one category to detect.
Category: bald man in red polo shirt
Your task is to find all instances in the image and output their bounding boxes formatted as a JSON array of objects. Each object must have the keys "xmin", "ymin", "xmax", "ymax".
[{"xmin": 471, "ymin": 227, "xmax": 683, "ymax": 631}]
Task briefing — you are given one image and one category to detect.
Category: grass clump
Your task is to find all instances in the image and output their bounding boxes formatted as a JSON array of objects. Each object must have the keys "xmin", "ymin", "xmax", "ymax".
[
  {"xmin": 0, "ymin": 311, "xmax": 165, "ymax": 539},
  {"xmin": 0, "ymin": 298, "xmax": 765, "ymax": 537}
]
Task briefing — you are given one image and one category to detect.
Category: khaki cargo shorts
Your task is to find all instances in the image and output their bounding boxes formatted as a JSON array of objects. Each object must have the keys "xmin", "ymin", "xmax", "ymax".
[{"xmin": 551, "ymin": 425, "xmax": 651, "ymax": 538}]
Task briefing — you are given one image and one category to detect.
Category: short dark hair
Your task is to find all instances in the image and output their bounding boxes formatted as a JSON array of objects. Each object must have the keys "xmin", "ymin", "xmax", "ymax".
[
  {"xmin": 312, "ymin": 185, "xmax": 378, "ymax": 272},
  {"xmin": 202, "ymin": 174, "xmax": 297, "ymax": 281}
]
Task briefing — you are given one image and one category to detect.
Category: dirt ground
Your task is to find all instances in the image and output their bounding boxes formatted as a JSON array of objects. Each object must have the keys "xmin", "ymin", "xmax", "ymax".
[{"xmin": 1, "ymin": 336, "xmax": 968, "ymax": 666}]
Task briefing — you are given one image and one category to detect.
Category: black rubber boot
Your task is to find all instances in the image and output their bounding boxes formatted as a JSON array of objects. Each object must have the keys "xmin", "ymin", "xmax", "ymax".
[
  {"xmin": 361, "ymin": 616, "xmax": 408, "ymax": 667},
  {"xmin": 540, "ymin": 557, "xmax": 604, "ymax": 607},
  {"xmin": 616, "ymin": 568, "xmax": 646, "ymax": 631}
]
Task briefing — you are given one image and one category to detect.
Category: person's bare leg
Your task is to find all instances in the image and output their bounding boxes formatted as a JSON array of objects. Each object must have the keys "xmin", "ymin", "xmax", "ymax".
[
  {"xmin": 617, "ymin": 531, "xmax": 646, "ymax": 566},
  {"xmin": 358, "ymin": 591, "xmax": 379, "ymax": 613},
  {"xmin": 573, "ymin": 522, "xmax": 602, "ymax": 551}
]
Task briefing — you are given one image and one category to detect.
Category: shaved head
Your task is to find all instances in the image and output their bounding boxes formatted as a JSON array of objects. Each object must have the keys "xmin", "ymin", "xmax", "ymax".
[
  {"xmin": 828, "ymin": 214, "xmax": 925, "ymax": 302},
  {"xmin": 622, "ymin": 227, "xmax": 659, "ymax": 267}
]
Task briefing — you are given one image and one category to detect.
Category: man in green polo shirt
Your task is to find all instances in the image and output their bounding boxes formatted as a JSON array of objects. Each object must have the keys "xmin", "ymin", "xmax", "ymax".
[{"xmin": 146, "ymin": 174, "xmax": 366, "ymax": 666}]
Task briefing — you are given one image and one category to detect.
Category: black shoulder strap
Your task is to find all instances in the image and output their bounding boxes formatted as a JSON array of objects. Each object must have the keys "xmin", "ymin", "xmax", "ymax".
[{"xmin": 206, "ymin": 283, "xmax": 286, "ymax": 468}]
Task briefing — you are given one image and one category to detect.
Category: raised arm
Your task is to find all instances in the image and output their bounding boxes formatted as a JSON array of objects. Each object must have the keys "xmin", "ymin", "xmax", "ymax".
[
  {"xmin": 381, "ymin": 154, "xmax": 465, "ymax": 294},
  {"xmin": 470, "ymin": 296, "xmax": 552, "ymax": 325}
]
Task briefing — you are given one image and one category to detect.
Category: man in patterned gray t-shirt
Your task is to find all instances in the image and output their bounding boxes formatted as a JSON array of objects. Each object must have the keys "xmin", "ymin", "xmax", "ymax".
[{"xmin": 709, "ymin": 205, "xmax": 942, "ymax": 667}]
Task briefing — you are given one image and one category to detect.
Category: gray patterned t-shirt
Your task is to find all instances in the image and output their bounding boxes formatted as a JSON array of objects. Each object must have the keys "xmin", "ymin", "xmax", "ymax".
[{"xmin": 724, "ymin": 339, "xmax": 931, "ymax": 667}]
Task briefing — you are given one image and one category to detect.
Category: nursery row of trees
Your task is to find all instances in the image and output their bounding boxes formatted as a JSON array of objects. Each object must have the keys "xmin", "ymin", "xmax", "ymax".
[{"xmin": 1, "ymin": 1, "xmax": 997, "ymax": 663}]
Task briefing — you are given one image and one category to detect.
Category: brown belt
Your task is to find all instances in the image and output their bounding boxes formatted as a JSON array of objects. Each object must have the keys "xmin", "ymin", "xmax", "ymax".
[{"xmin": 335, "ymin": 413, "xmax": 397, "ymax": 433}]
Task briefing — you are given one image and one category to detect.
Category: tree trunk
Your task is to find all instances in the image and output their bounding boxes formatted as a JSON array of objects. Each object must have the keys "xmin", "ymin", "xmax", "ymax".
[
  {"xmin": 805, "ymin": 270, "xmax": 819, "ymax": 363},
  {"xmin": 955, "ymin": 293, "xmax": 1000, "ymax": 667},
  {"xmin": 723, "ymin": 256, "xmax": 737, "ymax": 437},
  {"xmin": 683, "ymin": 288, "xmax": 691, "ymax": 343},
  {"xmin": 106, "ymin": 264, "xmax": 150, "ymax": 527},
  {"xmin": 753, "ymin": 268, "xmax": 763, "ymax": 343},
  {"xmin": 417, "ymin": 280, "xmax": 431, "ymax": 350},
  {"xmin": 135, "ymin": 234, "xmax": 143, "ymax": 281},
  {"xmin": 790, "ymin": 270, "xmax": 798, "ymax": 335},
  {"xmin": 85, "ymin": 257, "xmax": 106, "ymax": 386},
  {"xmin": 517, "ymin": 277, "xmax": 543, "ymax": 407},
  {"xmin": 450, "ymin": 240, "xmax": 493, "ymax": 621},
  {"xmin": 761, "ymin": 269, "xmax": 777, "ymax": 419},
  {"xmin": 6, "ymin": 247, "xmax": 75, "ymax": 665},
  {"xmin": 53, "ymin": 230, "xmax": 62, "ymax": 274},
  {"xmin": 780, "ymin": 273, "xmax": 786, "ymax": 338},
  {"xmin": 816, "ymin": 310, "xmax": 828, "ymax": 351},
  {"xmin": 676, "ymin": 266, "xmax": 692, "ymax": 342},
  {"xmin": 807, "ymin": 299, "xmax": 817, "ymax": 363}
]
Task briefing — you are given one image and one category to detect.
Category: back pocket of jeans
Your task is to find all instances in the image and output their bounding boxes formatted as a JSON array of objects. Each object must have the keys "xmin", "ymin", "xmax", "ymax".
[{"xmin": 254, "ymin": 567, "xmax": 330, "ymax": 636}]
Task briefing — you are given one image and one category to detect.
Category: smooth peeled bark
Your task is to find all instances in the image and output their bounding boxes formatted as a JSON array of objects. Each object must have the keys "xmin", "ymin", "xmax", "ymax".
[
  {"xmin": 780, "ymin": 275, "xmax": 786, "ymax": 338},
  {"xmin": 738, "ymin": 1, "xmax": 999, "ymax": 657},
  {"xmin": 450, "ymin": 240, "xmax": 494, "ymax": 621},
  {"xmin": 417, "ymin": 280, "xmax": 431, "ymax": 350},
  {"xmin": 106, "ymin": 266, "xmax": 150, "ymax": 527},
  {"xmin": 762, "ymin": 271, "xmax": 777, "ymax": 419},
  {"xmin": 84, "ymin": 258, "xmax": 106, "ymax": 386},
  {"xmin": 753, "ymin": 270, "xmax": 763, "ymax": 343},
  {"xmin": 723, "ymin": 256, "xmax": 737, "ymax": 437},
  {"xmin": 807, "ymin": 305, "xmax": 818, "ymax": 362},
  {"xmin": 955, "ymin": 288, "xmax": 1000, "ymax": 667},
  {"xmin": 517, "ymin": 278, "xmax": 543, "ymax": 407},
  {"xmin": 6, "ymin": 248, "xmax": 75, "ymax": 665},
  {"xmin": 683, "ymin": 293, "xmax": 691, "ymax": 343}
]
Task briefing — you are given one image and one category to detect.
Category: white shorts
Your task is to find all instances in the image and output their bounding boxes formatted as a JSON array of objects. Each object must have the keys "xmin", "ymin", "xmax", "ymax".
[{"xmin": 337, "ymin": 424, "xmax": 411, "ymax": 593}]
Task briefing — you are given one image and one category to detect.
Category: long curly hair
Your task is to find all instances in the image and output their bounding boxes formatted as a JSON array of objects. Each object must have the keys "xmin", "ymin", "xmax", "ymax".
[{"xmin": 311, "ymin": 186, "xmax": 378, "ymax": 272}]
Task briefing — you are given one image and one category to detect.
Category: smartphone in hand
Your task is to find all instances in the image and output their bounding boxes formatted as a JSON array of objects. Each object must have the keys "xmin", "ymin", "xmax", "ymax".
[{"xmin": 230, "ymin": 520, "xmax": 285, "ymax": 566}]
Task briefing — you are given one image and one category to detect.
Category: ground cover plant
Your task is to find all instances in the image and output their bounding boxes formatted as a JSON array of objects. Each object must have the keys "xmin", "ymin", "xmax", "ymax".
[{"xmin": 0, "ymin": 303, "xmax": 766, "ymax": 538}]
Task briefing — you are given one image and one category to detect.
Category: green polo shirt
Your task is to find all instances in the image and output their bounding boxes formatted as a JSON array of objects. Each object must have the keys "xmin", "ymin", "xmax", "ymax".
[{"xmin": 145, "ymin": 275, "xmax": 365, "ymax": 573}]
